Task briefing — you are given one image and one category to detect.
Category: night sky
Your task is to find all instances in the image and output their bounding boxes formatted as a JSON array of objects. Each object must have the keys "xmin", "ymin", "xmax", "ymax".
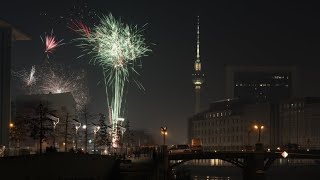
[{"xmin": 1, "ymin": 0, "xmax": 320, "ymax": 144}]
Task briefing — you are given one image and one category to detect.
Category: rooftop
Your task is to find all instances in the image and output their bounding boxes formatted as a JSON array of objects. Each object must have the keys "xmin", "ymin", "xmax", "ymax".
[{"xmin": 0, "ymin": 19, "xmax": 31, "ymax": 40}]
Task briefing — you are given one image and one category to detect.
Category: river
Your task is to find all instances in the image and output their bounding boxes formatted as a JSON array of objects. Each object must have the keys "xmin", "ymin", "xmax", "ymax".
[{"xmin": 173, "ymin": 159, "xmax": 320, "ymax": 180}]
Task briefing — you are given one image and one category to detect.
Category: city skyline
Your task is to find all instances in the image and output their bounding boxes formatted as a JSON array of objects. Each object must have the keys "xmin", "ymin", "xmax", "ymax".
[{"xmin": 1, "ymin": 0, "xmax": 320, "ymax": 144}]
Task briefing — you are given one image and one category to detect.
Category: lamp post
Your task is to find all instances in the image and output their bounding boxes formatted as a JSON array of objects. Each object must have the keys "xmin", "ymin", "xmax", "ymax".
[
  {"xmin": 93, "ymin": 124, "xmax": 100, "ymax": 154},
  {"xmin": 46, "ymin": 113, "xmax": 59, "ymax": 148},
  {"xmin": 73, "ymin": 119, "xmax": 81, "ymax": 150},
  {"xmin": 160, "ymin": 127, "xmax": 168, "ymax": 145},
  {"xmin": 254, "ymin": 124, "xmax": 264, "ymax": 143},
  {"xmin": 9, "ymin": 122, "xmax": 14, "ymax": 154},
  {"xmin": 82, "ymin": 124, "xmax": 87, "ymax": 152}
]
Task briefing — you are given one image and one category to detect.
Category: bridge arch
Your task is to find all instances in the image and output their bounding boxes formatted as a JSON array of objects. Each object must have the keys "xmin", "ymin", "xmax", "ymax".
[{"xmin": 170, "ymin": 157, "xmax": 244, "ymax": 169}]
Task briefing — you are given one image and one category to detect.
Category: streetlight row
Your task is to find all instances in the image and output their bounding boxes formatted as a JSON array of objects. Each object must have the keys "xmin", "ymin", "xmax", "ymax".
[{"xmin": 158, "ymin": 124, "xmax": 264, "ymax": 146}]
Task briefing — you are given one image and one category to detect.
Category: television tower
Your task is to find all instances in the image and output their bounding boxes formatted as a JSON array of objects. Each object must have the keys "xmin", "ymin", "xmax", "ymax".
[{"xmin": 192, "ymin": 16, "xmax": 204, "ymax": 114}]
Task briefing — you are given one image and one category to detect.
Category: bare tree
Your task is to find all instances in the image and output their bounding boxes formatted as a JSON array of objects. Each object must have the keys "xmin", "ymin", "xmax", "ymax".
[
  {"xmin": 24, "ymin": 102, "xmax": 55, "ymax": 154},
  {"xmin": 96, "ymin": 114, "xmax": 111, "ymax": 151}
]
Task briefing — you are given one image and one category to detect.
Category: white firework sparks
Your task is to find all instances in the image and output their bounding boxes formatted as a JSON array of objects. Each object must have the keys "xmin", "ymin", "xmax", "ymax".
[
  {"xmin": 13, "ymin": 64, "xmax": 89, "ymax": 110},
  {"xmin": 12, "ymin": 65, "xmax": 38, "ymax": 94},
  {"xmin": 39, "ymin": 65, "xmax": 89, "ymax": 110}
]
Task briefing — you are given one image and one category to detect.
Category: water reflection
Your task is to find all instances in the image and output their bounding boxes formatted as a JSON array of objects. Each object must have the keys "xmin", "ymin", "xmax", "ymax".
[
  {"xmin": 176, "ymin": 158, "xmax": 318, "ymax": 166},
  {"xmin": 193, "ymin": 175, "xmax": 231, "ymax": 180}
]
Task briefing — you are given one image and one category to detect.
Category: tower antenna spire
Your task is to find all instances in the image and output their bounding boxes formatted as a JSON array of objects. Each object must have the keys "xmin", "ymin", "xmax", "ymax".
[
  {"xmin": 192, "ymin": 16, "xmax": 205, "ymax": 114},
  {"xmin": 197, "ymin": 16, "xmax": 200, "ymax": 61}
]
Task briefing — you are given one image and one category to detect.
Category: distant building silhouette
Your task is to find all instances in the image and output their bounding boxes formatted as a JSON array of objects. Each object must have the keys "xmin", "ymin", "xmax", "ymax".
[
  {"xmin": 226, "ymin": 65, "xmax": 300, "ymax": 103},
  {"xmin": 129, "ymin": 129, "xmax": 155, "ymax": 147}
]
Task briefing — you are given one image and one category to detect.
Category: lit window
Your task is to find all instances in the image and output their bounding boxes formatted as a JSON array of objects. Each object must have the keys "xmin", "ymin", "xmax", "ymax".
[{"xmin": 195, "ymin": 62, "xmax": 201, "ymax": 71}]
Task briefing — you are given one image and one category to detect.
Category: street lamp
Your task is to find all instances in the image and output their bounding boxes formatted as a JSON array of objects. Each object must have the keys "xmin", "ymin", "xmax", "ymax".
[
  {"xmin": 73, "ymin": 119, "xmax": 81, "ymax": 150},
  {"xmin": 160, "ymin": 127, "xmax": 168, "ymax": 145},
  {"xmin": 81, "ymin": 124, "xmax": 88, "ymax": 152},
  {"xmin": 46, "ymin": 113, "xmax": 59, "ymax": 148},
  {"xmin": 9, "ymin": 122, "xmax": 14, "ymax": 154},
  {"xmin": 92, "ymin": 123, "xmax": 101, "ymax": 154},
  {"xmin": 254, "ymin": 124, "xmax": 264, "ymax": 143}
]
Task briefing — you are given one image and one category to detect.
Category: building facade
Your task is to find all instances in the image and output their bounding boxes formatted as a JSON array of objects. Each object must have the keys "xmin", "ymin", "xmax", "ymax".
[
  {"xmin": 188, "ymin": 99, "xmax": 273, "ymax": 151},
  {"xmin": 188, "ymin": 97, "xmax": 320, "ymax": 151},
  {"xmin": 279, "ymin": 97, "xmax": 320, "ymax": 149},
  {"xmin": 226, "ymin": 66, "xmax": 300, "ymax": 103}
]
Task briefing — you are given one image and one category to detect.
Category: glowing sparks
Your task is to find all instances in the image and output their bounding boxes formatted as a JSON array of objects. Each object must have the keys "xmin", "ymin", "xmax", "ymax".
[
  {"xmin": 39, "ymin": 65, "xmax": 89, "ymax": 110},
  {"xmin": 13, "ymin": 64, "xmax": 89, "ymax": 110},
  {"xmin": 12, "ymin": 65, "xmax": 38, "ymax": 94},
  {"xmin": 76, "ymin": 13, "xmax": 151, "ymax": 147},
  {"xmin": 41, "ymin": 30, "xmax": 64, "ymax": 58},
  {"xmin": 68, "ymin": 19, "xmax": 91, "ymax": 37},
  {"xmin": 27, "ymin": 66, "xmax": 36, "ymax": 86}
]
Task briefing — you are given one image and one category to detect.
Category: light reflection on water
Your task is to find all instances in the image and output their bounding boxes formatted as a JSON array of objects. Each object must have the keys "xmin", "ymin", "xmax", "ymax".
[{"xmin": 193, "ymin": 175, "xmax": 231, "ymax": 180}]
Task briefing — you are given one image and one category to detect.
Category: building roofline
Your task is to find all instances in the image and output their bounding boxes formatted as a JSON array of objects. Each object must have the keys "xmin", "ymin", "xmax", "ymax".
[{"xmin": 0, "ymin": 19, "xmax": 32, "ymax": 40}]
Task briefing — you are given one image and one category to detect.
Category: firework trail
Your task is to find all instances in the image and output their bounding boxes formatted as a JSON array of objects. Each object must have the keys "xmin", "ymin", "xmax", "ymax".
[
  {"xmin": 40, "ymin": 30, "xmax": 64, "ymax": 59},
  {"xmin": 76, "ymin": 13, "xmax": 151, "ymax": 147},
  {"xmin": 27, "ymin": 66, "xmax": 36, "ymax": 86},
  {"xmin": 12, "ymin": 65, "xmax": 37, "ymax": 94}
]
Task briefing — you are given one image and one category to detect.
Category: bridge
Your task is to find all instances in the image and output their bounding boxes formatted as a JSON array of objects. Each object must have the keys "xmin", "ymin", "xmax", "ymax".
[{"xmin": 160, "ymin": 144, "xmax": 320, "ymax": 180}]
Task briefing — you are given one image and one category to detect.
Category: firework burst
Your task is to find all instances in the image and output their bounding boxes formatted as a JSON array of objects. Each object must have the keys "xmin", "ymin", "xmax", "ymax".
[
  {"xmin": 13, "ymin": 64, "xmax": 89, "ymax": 110},
  {"xmin": 68, "ymin": 19, "xmax": 91, "ymax": 38},
  {"xmin": 40, "ymin": 30, "xmax": 64, "ymax": 58},
  {"xmin": 12, "ymin": 65, "xmax": 37, "ymax": 94},
  {"xmin": 39, "ymin": 65, "xmax": 89, "ymax": 110},
  {"xmin": 76, "ymin": 13, "xmax": 151, "ymax": 147}
]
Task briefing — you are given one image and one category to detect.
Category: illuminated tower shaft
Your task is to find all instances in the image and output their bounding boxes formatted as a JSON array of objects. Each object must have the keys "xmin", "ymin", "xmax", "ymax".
[{"xmin": 192, "ymin": 16, "xmax": 204, "ymax": 114}]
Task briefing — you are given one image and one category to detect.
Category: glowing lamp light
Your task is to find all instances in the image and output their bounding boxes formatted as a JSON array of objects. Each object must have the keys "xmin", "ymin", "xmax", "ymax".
[
  {"xmin": 277, "ymin": 147, "xmax": 281, "ymax": 151},
  {"xmin": 9, "ymin": 123, "xmax": 14, "ymax": 128},
  {"xmin": 82, "ymin": 125, "xmax": 87, "ymax": 129},
  {"xmin": 281, "ymin": 151, "xmax": 288, "ymax": 158}
]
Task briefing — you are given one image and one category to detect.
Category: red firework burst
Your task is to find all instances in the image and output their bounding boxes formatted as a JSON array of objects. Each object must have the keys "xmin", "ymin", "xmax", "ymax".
[
  {"xmin": 41, "ymin": 30, "xmax": 64, "ymax": 57},
  {"xmin": 68, "ymin": 19, "xmax": 91, "ymax": 37}
]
